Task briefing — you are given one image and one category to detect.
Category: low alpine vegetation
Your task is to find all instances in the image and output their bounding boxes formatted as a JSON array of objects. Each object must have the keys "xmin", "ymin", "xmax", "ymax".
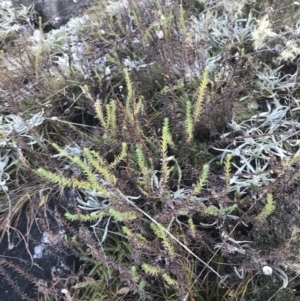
[{"xmin": 1, "ymin": 0, "xmax": 300, "ymax": 300}]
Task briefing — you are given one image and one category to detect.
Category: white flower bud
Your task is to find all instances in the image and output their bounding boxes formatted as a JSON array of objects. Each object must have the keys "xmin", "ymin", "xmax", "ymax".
[
  {"xmin": 156, "ymin": 30, "xmax": 164, "ymax": 39},
  {"xmin": 105, "ymin": 66, "xmax": 111, "ymax": 76},
  {"xmin": 262, "ymin": 266, "xmax": 273, "ymax": 275},
  {"xmin": 32, "ymin": 29, "xmax": 43, "ymax": 41},
  {"xmin": 221, "ymin": 231, "xmax": 229, "ymax": 240}
]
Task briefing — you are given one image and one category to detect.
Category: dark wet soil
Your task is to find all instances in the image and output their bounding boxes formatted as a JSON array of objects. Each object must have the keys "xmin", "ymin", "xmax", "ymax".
[{"xmin": 0, "ymin": 198, "xmax": 81, "ymax": 301}]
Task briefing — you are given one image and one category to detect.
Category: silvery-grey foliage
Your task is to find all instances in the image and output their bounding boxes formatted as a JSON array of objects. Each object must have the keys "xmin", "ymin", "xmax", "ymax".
[
  {"xmin": 214, "ymin": 98, "xmax": 300, "ymax": 193},
  {"xmin": 256, "ymin": 64, "xmax": 298, "ymax": 96},
  {"xmin": 52, "ymin": 144, "xmax": 83, "ymax": 159},
  {"xmin": 0, "ymin": 110, "xmax": 45, "ymax": 191},
  {"xmin": 190, "ymin": 11, "xmax": 254, "ymax": 47}
]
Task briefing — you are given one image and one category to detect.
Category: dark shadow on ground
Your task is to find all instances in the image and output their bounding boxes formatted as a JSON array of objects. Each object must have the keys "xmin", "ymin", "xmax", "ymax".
[{"xmin": 0, "ymin": 198, "xmax": 80, "ymax": 301}]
